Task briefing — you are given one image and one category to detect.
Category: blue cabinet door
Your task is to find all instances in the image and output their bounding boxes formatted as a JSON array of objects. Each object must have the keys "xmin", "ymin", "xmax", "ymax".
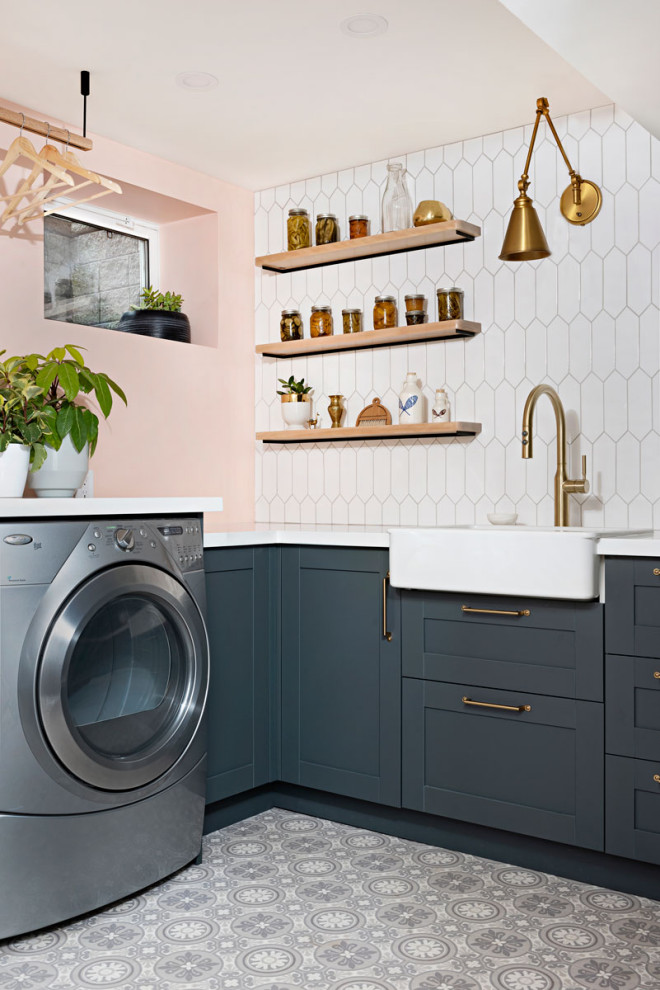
[
  {"xmin": 403, "ymin": 677, "xmax": 604, "ymax": 849},
  {"xmin": 281, "ymin": 546, "xmax": 401, "ymax": 807},
  {"xmin": 204, "ymin": 547, "xmax": 273, "ymax": 803}
]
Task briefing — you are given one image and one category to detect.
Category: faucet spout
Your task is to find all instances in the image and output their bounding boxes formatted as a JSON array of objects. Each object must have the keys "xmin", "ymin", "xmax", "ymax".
[{"xmin": 521, "ymin": 384, "xmax": 588, "ymax": 527}]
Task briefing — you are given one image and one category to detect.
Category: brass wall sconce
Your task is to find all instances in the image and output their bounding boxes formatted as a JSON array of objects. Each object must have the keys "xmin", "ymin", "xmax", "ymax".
[{"xmin": 499, "ymin": 96, "xmax": 602, "ymax": 262}]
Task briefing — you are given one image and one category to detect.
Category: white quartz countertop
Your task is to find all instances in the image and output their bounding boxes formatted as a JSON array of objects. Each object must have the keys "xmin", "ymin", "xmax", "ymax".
[
  {"xmin": 597, "ymin": 533, "xmax": 660, "ymax": 557},
  {"xmin": 204, "ymin": 523, "xmax": 390, "ymax": 549},
  {"xmin": 0, "ymin": 497, "xmax": 223, "ymax": 518}
]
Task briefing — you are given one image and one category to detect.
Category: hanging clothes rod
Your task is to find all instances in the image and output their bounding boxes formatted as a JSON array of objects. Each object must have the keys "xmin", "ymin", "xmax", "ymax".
[{"xmin": 0, "ymin": 106, "xmax": 92, "ymax": 152}]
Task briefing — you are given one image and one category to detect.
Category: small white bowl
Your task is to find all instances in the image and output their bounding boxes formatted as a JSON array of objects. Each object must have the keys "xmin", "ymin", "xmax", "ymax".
[{"xmin": 487, "ymin": 512, "xmax": 518, "ymax": 526}]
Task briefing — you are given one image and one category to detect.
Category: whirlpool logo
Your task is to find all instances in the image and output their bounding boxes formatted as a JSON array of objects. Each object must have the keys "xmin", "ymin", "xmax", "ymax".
[{"xmin": 7, "ymin": 576, "xmax": 26, "ymax": 583}]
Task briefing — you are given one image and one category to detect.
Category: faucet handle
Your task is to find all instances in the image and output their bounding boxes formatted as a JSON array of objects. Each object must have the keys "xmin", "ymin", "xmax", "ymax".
[{"xmin": 563, "ymin": 454, "xmax": 589, "ymax": 495}]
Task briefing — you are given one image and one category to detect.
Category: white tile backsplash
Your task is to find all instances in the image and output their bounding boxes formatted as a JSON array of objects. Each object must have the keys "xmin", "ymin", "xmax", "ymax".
[{"xmin": 255, "ymin": 106, "xmax": 660, "ymax": 527}]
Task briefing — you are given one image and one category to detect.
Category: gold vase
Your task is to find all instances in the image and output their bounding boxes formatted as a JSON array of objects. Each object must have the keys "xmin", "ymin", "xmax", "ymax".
[{"xmin": 328, "ymin": 394, "xmax": 344, "ymax": 428}]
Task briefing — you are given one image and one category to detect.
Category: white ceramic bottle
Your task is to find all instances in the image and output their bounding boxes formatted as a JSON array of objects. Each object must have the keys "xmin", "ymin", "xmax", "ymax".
[
  {"xmin": 398, "ymin": 372, "xmax": 423, "ymax": 424},
  {"xmin": 431, "ymin": 387, "xmax": 451, "ymax": 423}
]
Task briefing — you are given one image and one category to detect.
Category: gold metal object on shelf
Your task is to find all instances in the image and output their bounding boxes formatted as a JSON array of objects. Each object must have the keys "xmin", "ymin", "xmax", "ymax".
[
  {"xmin": 654, "ymin": 568, "xmax": 660, "ymax": 576},
  {"xmin": 654, "ymin": 774, "xmax": 660, "ymax": 784},
  {"xmin": 500, "ymin": 97, "xmax": 602, "ymax": 262},
  {"xmin": 522, "ymin": 384, "xmax": 589, "ymax": 527},
  {"xmin": 328, "ymin": 394, "xmax": 344, "ymax": 428},
  {"xmin": 307, "ymin": 418, "xmax": 319, "ymax": 429},
  {"xmin": 462, "ymin": 696, "xmax": 532, "ymax": 713},
  {"xmin": 383, "ymin": 571, "xmax": 392, "ymax": 642},
  {"xmin": 461, "ymin": 606, "xmax": 530, "ymax": 617},
  {"xmin": 413, "ymin": 199, "xmax": 453, "ymax": 226}
]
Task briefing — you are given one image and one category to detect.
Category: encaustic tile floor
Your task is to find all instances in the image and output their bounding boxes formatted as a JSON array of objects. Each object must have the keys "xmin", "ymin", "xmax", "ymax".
[{"xmin": 2, "ymin": 809, "xmax": 660, "ymax": 990}]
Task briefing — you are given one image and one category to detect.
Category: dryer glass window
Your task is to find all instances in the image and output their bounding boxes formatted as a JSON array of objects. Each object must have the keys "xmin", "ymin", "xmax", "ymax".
[{"xmin": 67, "ymin": 595, "xmax": 186, "ymax": 757}]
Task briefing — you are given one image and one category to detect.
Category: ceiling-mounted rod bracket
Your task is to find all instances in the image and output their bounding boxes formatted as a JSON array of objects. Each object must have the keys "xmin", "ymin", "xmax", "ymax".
[{"xmin": 80, "ymin": 70, "xmax": 90, "ymax": 138}]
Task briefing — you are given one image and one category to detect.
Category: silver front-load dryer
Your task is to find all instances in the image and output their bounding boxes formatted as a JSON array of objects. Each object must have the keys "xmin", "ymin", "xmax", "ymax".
[{"xmin": 0, "ymin": 516, "xmax": 209, "ymax": 939}]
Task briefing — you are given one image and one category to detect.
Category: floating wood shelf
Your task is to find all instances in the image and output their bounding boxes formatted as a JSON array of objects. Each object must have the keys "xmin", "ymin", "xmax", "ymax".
[
  {"xmin": 255, "ymin": 220, "xmax": 481, "ymax": 273},
  {"xmin": 257, "ymin": 422, "xmax": 482, "ymax": 444},
  {"xmin": 256, "ymin": 320, "xmax": 480, "ymax": 358}
]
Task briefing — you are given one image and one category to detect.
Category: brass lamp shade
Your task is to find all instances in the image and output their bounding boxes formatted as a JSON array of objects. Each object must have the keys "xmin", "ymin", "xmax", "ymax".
[{"xmin": 499, "ymin": 190, "xmax": 551, "ymax": 262}]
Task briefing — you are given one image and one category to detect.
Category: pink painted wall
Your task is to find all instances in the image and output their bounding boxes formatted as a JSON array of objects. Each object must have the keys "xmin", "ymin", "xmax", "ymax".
[{"xmin": 0, "ymin": 101, "xmax": 255, "ymax": 529}]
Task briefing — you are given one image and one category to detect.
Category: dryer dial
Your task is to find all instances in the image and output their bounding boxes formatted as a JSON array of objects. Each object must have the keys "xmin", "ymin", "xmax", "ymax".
[{"xmin": 115, "ymin": 528, "xmax": 135, "ymax": 551}]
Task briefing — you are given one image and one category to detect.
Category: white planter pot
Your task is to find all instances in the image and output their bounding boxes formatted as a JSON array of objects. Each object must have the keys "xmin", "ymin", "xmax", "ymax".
[
  {"xmin": 0, "ymin": 443, "xmax": 30, "ymax": 497},
  {"xmin": 281, "ymin": 395, "xmax": 311, "ymax": 430},
  {"xmin": 27, "ymin": 436, "xmax": 89, "ymax": 498}
]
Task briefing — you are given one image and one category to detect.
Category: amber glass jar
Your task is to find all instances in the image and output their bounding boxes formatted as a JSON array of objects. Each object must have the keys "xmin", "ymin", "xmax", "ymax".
[
  {"xmin": 436, "ymin": 286, "xmax": 464, "ymax": 321},
  {"xmin": 405, "ymin": 293, "xmax": 426, "ymax": 313},
  {"xmin": 280, "ymin": 310, "xmax": 303, "ymax": 341},
  {"xmin": 373, "ymin": 295, "xmax": 398, "ymax": 330},
  {"xmin": 348, "ymin": 215, "xmax": 369, "ymax": 239},
  {"xmin": 310, "ymin": 305, "xmax": 333, "ymax": 337},
  {"xmin": 315, "ymin": 214, "xmax": 339, "ymax": 245},
  {"xmin": 342, "ymin": 308, "xmax": 362, "ymax": 334},
  {"xmin": 287, "ymin": 208, "xmax": 310, "ymax": 251}
]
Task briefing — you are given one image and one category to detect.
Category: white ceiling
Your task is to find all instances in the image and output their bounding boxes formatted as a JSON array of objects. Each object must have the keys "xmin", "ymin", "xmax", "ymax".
[
  {"xmin": 2, "ymin": 0, "xmax": 608, "ymax": 190},
  {"xmin": 499, "ymin": 0, "xmax": 660, "ymax": 144}
]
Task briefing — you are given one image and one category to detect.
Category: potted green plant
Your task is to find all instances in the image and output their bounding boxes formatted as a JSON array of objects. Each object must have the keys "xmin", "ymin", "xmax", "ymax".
[
  {"xmin": 0, "ymin": 351, "xmax": 53, "ymax": 496},
  {"xmin": 277, "ymin": 376, "xmax": 313, "ymax": 430},
  {"xmin": 24, "ymin": 344, "xmax": 127, "ymax": 497},
  {"xmin": 118, "ymin": 286, "xmax": 191, "ymax": 343}
]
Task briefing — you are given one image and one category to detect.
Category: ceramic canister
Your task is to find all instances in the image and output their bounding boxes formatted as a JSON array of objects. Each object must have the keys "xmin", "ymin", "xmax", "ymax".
[{"xmin": 398, "ymin": 373, "xmax": 423, "ymax": 424}]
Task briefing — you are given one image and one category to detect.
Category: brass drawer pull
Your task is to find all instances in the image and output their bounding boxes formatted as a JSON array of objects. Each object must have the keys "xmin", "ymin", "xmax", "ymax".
[
  {"xmin": 654, "ymin": 775, "xmax": 660, "ymax": 784},
  {"xmin": 462, "ymin": 695, "xmax": 531, "ymax": 713},
  {"xmin": 654, "ymin": 569, "xmax": 660, "ymax": 576},
  {"xmin": 654, "ymin": 672, "xmax": 660, "ymax": 680},
  {"xmin": 383, "ymin": 571, "xmax": 392, "ymax": 642},
  {"xmin": 461, "ymin": 605, "xmax": 531, "ymax": 617}
]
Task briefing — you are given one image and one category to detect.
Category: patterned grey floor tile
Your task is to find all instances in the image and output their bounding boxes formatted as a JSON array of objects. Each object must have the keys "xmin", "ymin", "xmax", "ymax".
[{"xmin": 2, "ymin": 807, "xmax": 660, "ymax": 990}]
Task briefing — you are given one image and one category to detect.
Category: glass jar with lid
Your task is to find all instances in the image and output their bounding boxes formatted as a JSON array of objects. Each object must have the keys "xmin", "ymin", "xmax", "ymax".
[
  {"xmin": 310, "ymin": 305, "xmax": 334, "ymax": 337},
  {"xmin": 280, "ymin": 310, "xmax": 303, "ymax": 341},
  {"xmin": 315, "ymin": 214, "xmax": 339, "ymax": 245},
  {"xmin": 342, "ymin": 308, "xmax": 363, "ymax": 334},
  {"xmin": 373, "ymin": 295, "xmax": 398, "ymax": 330},
  {"xmin": 349, "ymin": 215, "xmax": 369, "ymax": 239},
  {"xmin": 436, "ymin": 286, "xmax": 464, "ymax": 321},
  {"xmin": 405, "ymin": 293, "xmax": 426, "ymax": 313},
  {"xmin": 287, "ymin": 208, "xmax": 310, "ymax": 251}
]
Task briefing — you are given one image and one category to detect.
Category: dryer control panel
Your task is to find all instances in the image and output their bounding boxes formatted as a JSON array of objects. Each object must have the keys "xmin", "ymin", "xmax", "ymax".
[{"xmin": 85, "ymin": 517, "xmax": 204, "ymax": 572}]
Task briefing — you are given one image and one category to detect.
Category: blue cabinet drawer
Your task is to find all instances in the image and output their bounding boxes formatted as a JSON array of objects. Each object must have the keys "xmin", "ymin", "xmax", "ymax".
[
  {"xmin": 402, "ymin": 677, "xmax": 604, "ymax": 850},
  {"xmin": 606, "ymin": 755, "xmax": 660, "ymax": 864},
  {"xmin": 402, "ymin": 591, "xmax": 603, "ymax": 701},
  {"xmin": 606, "ymin": 558, "xmax": 660, "ymax": 658},
  {"xmin": 606, "ymin": 654, "xmax": 660, "ymax": 761}
]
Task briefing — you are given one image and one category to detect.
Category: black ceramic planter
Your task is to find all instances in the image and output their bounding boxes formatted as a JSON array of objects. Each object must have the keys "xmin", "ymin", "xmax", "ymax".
[{"xmin": 118, "ymin": 309, "xmax": 191, "ymax": 343}]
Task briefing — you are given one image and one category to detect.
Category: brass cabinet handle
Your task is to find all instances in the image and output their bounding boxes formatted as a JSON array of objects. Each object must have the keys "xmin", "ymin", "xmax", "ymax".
[
  {"xmin": 654, "ymin": 569, "xmax": 660, "ymax": 576},
  {"xmin": 383, "ymin": 571, "xmax": 392, "ymax": 642},
  {"xmin": 654, "ymin": 775, "xmax": 660, "ymax": 784},
  {"xmin": 462, "ymin": 695, "xmax": 531, "ymax": 713},
  {"xmin": 461, "ymin": 605, "xmax": 531, "ymax": 617},
  {"xmin": 654, "ymin": 672, "xmax": 660, "ymax": 680}
]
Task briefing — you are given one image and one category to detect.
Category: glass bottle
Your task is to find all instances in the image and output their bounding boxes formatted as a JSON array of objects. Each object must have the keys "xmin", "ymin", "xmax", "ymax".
[{"xmin": 381, "ymin": 163, "xmax": 413, "ymax": 232}]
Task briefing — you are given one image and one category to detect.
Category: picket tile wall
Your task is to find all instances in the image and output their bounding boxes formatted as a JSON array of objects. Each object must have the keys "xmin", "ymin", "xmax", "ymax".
[{"xmin": 255, "ymin": 105, "xmax": 660, "ymax": 528}]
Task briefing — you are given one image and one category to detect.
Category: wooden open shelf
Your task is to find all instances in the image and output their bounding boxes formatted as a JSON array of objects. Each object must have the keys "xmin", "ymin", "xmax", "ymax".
[
  {"xmin": 257, "ymin": 421, "xmax": 482, "ymax": 444},
  {"xmin": 256, "ymin": 319, "xmax": 480, "ymax": 358},
  {"xmin": 255, "ymin": 220, "xmax": 481, "ymax": 273}
]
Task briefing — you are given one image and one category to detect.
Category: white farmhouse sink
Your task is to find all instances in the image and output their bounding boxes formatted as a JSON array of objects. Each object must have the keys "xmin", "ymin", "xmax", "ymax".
[{"xmin": 389, "ymin": 526, "xmax": 649, "ymax": 601}]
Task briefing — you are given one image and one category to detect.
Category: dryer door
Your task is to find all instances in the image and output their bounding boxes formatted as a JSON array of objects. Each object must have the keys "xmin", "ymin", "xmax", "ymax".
[{"xmin": 37, "ymin": 564, "xmax": 208, "ymax": 791}]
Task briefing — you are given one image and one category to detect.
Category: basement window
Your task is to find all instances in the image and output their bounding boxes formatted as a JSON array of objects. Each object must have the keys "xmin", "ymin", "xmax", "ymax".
[{"xmin": 44, "ymin": 204, "xmax": 159, "ymax": 329}]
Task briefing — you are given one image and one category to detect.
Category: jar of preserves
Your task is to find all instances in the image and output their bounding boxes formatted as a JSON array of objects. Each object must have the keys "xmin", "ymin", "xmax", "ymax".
[
  {"xmin": 342, "ymin": 308, "xmax": 363, "ymax": 334},
  {"xmin": 373, "ymin": 295, "xmax": 398, "ymax": 330},
  {"xmin": 287, "ymin": 208, "xmax": 310, "ymax": 251},
  {"xmin": 436, "ymin": 286, "xmax": 464, "ymax": 321},
  {"xmin": 405, "ymin": 311, "xmax": 428, "ymax": 326},
  {"xmin": 315, "ymin": 213, "xmax": 339, "ymax": 245},
  {"xmin": 405, "ymin": 293, "xmax": 426, "ymax": 312},
  {"xmin": 349, "ymin": 215, "xmax": 369, "ymax": 239},
  {"xmin": 280, "ymin": 309, "xmax": 303, "ymax": 341},
  {"xmin": 310, "ymin": 305, "xmax": 333, "ymax": 337}
]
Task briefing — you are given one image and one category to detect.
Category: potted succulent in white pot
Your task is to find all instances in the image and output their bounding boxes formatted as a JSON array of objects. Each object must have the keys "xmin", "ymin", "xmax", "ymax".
[
  {"xmin": 277, "ymin": 376, "xmax": 313, "ymax": 429},
  {"xmin": 0, "ymin": 351, "xmax": 53, "ymax": 497},
  {"xmin": 25, "ymin": 344, "xmax": 127, "ymax": 497}
]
